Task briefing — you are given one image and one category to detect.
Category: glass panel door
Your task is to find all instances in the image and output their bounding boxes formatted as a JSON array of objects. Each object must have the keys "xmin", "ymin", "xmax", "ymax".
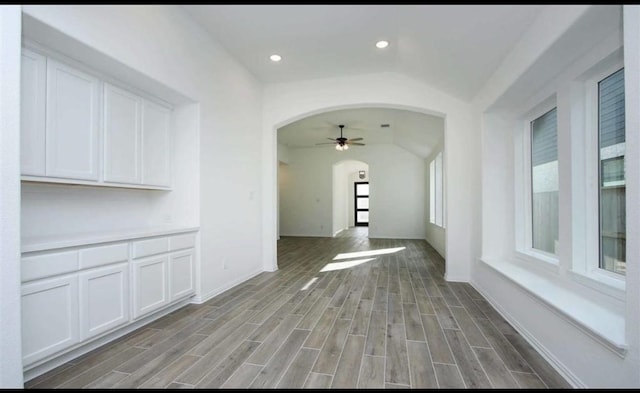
[{"xmin": 355, "ymin": 181, "xmax": 369, "ymax": 227}]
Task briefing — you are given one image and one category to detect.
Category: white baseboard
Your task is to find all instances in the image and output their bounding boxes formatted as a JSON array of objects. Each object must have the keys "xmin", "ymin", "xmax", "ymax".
[
  {"xmin": 469, "ymin": 279, "xmax": 584, "ymax": 388},
  {"xmin": 191, "ymin": 268, "xmax": 263, "ymax": 304}
]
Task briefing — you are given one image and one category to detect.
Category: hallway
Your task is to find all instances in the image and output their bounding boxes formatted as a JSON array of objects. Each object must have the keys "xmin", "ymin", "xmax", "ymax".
[{"xmin": 25, "ymin": 231, "xmax": 569, "ymax": 388}]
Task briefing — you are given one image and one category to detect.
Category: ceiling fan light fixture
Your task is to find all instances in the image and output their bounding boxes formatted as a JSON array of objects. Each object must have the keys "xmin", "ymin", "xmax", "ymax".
[
  {"xmin": 270, "ymin": 54, "xmax": 282, "ymax": 62},
  {"xmin": 335, "ymin": 144, "xmax": 343, "ymax": 151},
  {"xmin": 343, "ymin": 143, "xmax": 349, "ymax": 150},
  {"xmin": 375, "ymin": 40, "xmax": 389, "ymax": 49}
]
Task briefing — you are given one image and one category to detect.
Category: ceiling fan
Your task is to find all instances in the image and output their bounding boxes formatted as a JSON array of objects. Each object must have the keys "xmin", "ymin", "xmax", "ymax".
[{"xmin": 315, "ymin": 124, "xmax": 365, "ymax": 151}]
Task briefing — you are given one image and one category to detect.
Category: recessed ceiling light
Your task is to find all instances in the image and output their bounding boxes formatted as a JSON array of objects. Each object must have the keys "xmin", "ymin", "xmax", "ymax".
[
  {"xmin": 270, "ymin": 54, "xmax": 282, "ymax": 62},
  {"xmin": 375, "ymin": 40, "xmax": 389, "ymax": 49}
]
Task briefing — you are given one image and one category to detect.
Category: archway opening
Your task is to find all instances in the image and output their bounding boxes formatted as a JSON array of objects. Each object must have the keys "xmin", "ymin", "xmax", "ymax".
[{"xmin": 275, "ymin": 106, "xmax": 445, "ymax": 269}]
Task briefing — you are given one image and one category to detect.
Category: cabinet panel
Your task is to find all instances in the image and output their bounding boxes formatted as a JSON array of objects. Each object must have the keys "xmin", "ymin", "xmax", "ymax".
[
  {"xmin": 79, "ymin": 242, "xmax": 129, "ymax": 270},
  {"xmin": 169, "ymin": 249, "xmax": 195, "ymax": 302},
  {"xmin": 132, "ymin": 236, "xmax": 169, "ymax": 259},
  {"xmin": 46, "ymin": 59, "xmax": 99, "ymax": 180},
  {"xmin": 103, "ymin": 84, "xmax": 141, "ymax": 184},
  {"xmin": 169, "ymin": 233, "xmax": 196, "ymax": 251},
  {"xmin": 79, "ymin": 263, "xmax": 129, "ymax": 340},
  {"xmin": 132, "ymin": 255, "xmax": 169, "ymax": 319},
  {"xmin": 21, "ymin": 48, "xmax": 47, "ymax": 176},
  {"xmin": 22, "ymin": 250, "xmax": 79, "ymax": 283},
  {"xmin": 142, "ymin": 100, "xmax": 171, "ymax": 187},
  {"xmin": 22, "ymin": 274, "xmax": 79, "ymax": 366}
]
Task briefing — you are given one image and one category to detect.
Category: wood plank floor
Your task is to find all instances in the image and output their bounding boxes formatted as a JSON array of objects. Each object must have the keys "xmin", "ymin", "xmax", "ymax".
[{"xmin": 25, "ymin": 227, "xmax": 571, "ymax": 389}]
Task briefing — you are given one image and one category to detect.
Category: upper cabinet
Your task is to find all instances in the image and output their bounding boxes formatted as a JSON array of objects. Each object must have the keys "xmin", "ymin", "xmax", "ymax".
[
  {"xmin": 20, "ymin": 48, "xmax": 46, "ymax": 176},
  {"xmin": 46, "ymin": 59, "xmax": 100, "ymax": 181},
  {"xmin": 20, "ymin": 46, "xmax": 173, "ymax": 190},
  {"xmin": 103, "ymin": 83, "xmax": 142, "ymax": 184},
  {"xmin": 142, "ymin": 100, "xmax": 172, "ymax": 187}
]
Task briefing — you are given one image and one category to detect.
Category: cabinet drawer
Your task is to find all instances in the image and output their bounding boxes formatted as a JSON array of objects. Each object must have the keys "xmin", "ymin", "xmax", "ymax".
[
  {"xmin": 79, "ymin": 242, "xmax": 129, "ymax": 270},
  {"xmin": 169, "ymin": 233, "xmax": 196, "ymax": 251},
  {"xmin": 22, "ymin": 250, "xmax": 79, "ymax": 282},
  {"xmin": 132, "ymin": 237, "xmax": 169, "ymax": 259}
]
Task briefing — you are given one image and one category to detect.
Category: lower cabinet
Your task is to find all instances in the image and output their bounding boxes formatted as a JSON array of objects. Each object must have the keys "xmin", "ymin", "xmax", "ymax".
[
  {"xmin": 132, "ymin": 255, "xmax": 169, "ymax": 319},
  {"xmin": 21, "ymin": 231, "xmax": 197, "ymax": 368},
  {"xmin": 79, "ymin": 263, "xmax": 129, "ymax": 341},
  {"xmin": 169, "ymin": 250, "xmax": 195, "ymax": 302},
  {"xmin": 132, "ymin": 249, "xmax": 195, "ymax": 319},
  {"xmin": 21, "ymin": 274, "xmax": 80, "ymax": 366}
]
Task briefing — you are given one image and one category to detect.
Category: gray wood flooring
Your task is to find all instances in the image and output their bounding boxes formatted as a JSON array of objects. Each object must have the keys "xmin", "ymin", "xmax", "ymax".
[{"xmin": 25, "ymin": 228, "xmax": 571, "ymax": 389}]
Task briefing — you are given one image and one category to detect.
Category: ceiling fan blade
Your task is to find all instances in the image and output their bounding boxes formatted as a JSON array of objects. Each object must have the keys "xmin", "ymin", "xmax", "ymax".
[
  {"xmin": 347, "ymin": 137, "xmax": 363, "ymax": 142},
  {"xmin": 327, "ymin": 137, "xmax": 337, "ymax": 141},
  {"xmin": 348, "ymin": 142, "xmax": 365, "ymax": 146}
]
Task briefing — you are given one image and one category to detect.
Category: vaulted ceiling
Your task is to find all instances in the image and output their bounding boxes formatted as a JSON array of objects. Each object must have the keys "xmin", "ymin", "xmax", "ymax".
[{"xmin": 182, "ymin": 5, "xmax": 546, "ymax": 155}]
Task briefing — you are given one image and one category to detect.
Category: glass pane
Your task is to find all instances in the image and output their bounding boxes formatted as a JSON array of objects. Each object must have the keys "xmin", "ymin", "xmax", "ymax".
[
  {"xmin": 356, "ymin": 183, "xmax": 369, "ymax": 196},
  {"xmin": 357, "ymin": 197, "xmax": 369, "ymax": 209},
  {"xmin": 598, "ymin": 69, "xmax": 625, "ymax": 275},
  {"xmin": 357, "ymin": 211, "xmax": 369, "ymax": 223},
  {"xmin": 435, "ymin": 152, "xmax": 443, "ymax": 226},
  {"xmin": 429, "ymin": 160, "xmax": 435, "ymax": 224},
  {"xmin": 531, "ymin": 107, "xmax": 558, "ymax": 255}
]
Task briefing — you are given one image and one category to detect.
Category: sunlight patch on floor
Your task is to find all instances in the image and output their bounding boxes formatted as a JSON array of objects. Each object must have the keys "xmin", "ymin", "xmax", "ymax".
[
  {"xmin": 333, "ymin": 247, "xmax": 405, "ymax": 261},
  {"xmin": 319, "ymin": 257, "xmax": 376, "ymax": 272},
  {"xmin": 300, "ymin": 277, "xmax": 319, "ymax": 291}
]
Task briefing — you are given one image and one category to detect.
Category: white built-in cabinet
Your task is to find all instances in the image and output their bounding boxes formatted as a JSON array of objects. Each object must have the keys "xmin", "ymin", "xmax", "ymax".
[
  {"xmin": 142, "ymin": 100, "xmax": 172, "ymax": 187},
  {"xmin": 20, "ymin": 46, "xmax": 172, "ymax": 189},
  {"xmin": 20, "ymin": 49, "xmax": 46, "ymax": 176},
  {"xmin": 131, "ymin": 234, "xmax": 195, "ymax": 319},
  {"xmin": 103, "ymin": 84, "xmax": 141, "ymax": 184},
  {"xmin": 46, "ymin": 59, "xmax": 100, "ymax": 181},
  {"xmin": 21, "ymin": 274, "xmax": 79, "ymax": 366},
  {"xmin": 21, "ymin": 230, "xmax": 196, "ymax": 368}
]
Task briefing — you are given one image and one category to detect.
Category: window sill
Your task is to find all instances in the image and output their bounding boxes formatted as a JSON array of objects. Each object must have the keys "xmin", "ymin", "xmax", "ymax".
[
  {"xmin": 479, "ymin": 257, "xmax": 627, "ymax": 357},
  {"xmin": 568, "ymin": 269, "xmax": 625, "ymax": 301},
  {"xmin": 513, "ymin": 250, "xmax": 559, "ymax": 275}
]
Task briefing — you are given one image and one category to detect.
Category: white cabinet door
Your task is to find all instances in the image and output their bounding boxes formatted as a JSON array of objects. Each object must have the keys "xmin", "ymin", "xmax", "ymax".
[
  {"xmin": 21, "ymin": 48, "xmax": 47, "ymax": 176},
  {"xmin": 79, "ymin": 263, "xmax": 129, "ymax": 341},
  {"xmin": 103, "ymin": 84, "xmax": 141, "ymax": 184},
  {"xmin": 132, "ymin": 255, "xmax": 169, "ymax": 319},
  {"xmin": 21, "ymin": 274, "xmax": 79, "ymax": 366},
  {"xmin": 46, "ymin": 59, "xmax": 99, "ymax": 180},
  {"xmin": 142, "ymin": 100, "xmax": 171, "ymax": 187},
  {"xmin": 169, "ymin": 249, "xmax": 195, "ymax": 302}
]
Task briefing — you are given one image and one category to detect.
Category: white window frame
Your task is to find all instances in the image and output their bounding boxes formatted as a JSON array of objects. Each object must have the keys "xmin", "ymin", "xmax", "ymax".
[
  {"xmin": 429, "ymin": 151, "xmax": 444, "ymax": 228},
  {"xmin": 571, "ymin": 60, "xmax": 626, "ymax": 291},
  {"xmin": 515, "ymin": 96, "xmax": 559, "ymax": 268}
]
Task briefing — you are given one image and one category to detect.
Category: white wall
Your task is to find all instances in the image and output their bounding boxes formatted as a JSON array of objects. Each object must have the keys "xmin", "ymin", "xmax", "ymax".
[
  {"xmin": 263, "ymin": 72, "xmax": 477, "ymax": 281},
  {"xmin": 0, "ymin": 5, "xmax": 24, "ymax": 388},
  {"xmin": 473, "ymin": 5, "xmax": 640, "ymax": 387},
  {"xmin": 20, "ymin": 5, "xmax": 264, "ymax": 306},
  {"xmin": 425, "ymin": 147, "xmax": 446, "ymax": 257},
  {"xmin": 331, "ymin": 162, "xmax": 348, "ymax": 235},
  {"xmin": 279, "ymin": 144, "xmax": 426, "ymax": 239}
]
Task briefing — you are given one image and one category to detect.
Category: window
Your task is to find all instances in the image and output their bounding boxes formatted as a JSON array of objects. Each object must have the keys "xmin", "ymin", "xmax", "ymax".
[
  {"xmin": 429, "ymin": 151, "xmax": 444, "ymax": 227},
  {"xmin": 530, "ymin": 108, "xmax": 558, "ymax": 255},
  {"xmin": 598, "ymin": 68, "xmax": 625, "ymax": 275}
]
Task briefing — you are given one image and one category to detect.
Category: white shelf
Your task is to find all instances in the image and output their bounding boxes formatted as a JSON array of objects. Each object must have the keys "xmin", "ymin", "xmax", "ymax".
[{"xmin": 22, "ymin": 226, "xmax": 199, "ymax": 254}]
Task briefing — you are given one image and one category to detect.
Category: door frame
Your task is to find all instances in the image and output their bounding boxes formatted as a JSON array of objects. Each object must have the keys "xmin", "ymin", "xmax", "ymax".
[{"xmin": 354, "ymin": 181, "xmax": 369, "ymax": 227}]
